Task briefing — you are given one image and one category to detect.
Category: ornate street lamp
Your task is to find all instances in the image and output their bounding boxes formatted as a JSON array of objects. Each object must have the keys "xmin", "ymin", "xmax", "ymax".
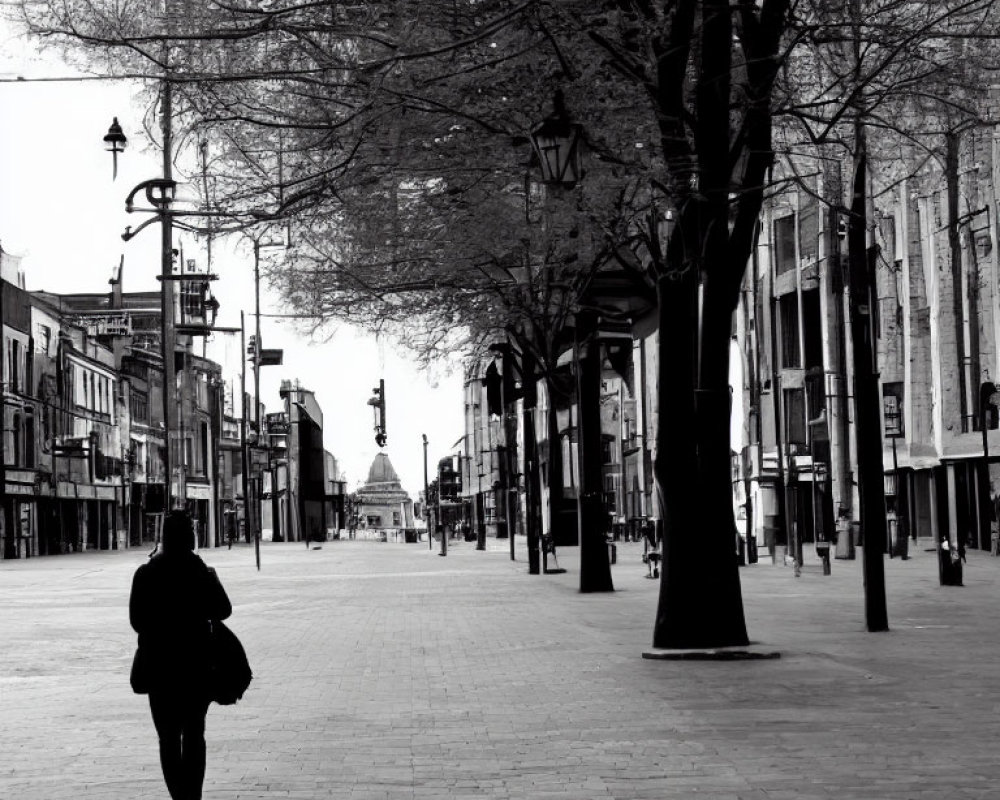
[
  {"xmin": 103, "ymin": 117, "xmax": 127, "ymax": 180},
  {"xmin": 529, "ymin": 90, "xmax": 584, "ymax": 187},
  {"xmin": 106, "ymin": 115, "xmax": 229, "ymax": 514}
]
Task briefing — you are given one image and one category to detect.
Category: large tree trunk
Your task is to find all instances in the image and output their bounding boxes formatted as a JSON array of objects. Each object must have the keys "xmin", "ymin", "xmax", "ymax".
[
  {"xmin": 848, "ymin": 134, "xmax": 890, "ymax": 627},
  {"xmin": 545, "ymin": 367, "xmax": 566, "ymax": 568},
  {"xmin": 652, "ymin": 266, "xmax": 749, "ymax": 648}
]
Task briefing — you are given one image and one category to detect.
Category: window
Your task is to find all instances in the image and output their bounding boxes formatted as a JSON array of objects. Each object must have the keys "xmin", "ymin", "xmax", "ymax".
[
  {"xmin": 783, "ymin": 388, "xmax": 807, "ymax": 449},
  {"xmin": 802, "ymin": 289, "xmax": 823, "ymax": 369},
  {"xmin": 130, "ymin": 390, "xmax": 149, "ymax": 423},
  {"xmin": 199, "ymin": 422, "xmax": 209, "ymax": 476},
  {"xmin": 604, "ymin": 491, "xmax": 617, "ymax": 513},
  {"xmin": 24, "ymin": 413, "xmax": 34, "ymax": 468},
  {"xmin": 778, "ymin": 294, "xmax": 801, "ymax": 368},
  {"xmin": 798, "ymin": 201, "xmax": 819, "ymax": 262},
  {"xmin": 36, "ymin": 324, "xmax": 51, "ymax": 354},
  {"xmin": 75, "ymin": 366, "xmax": 85, "ymax": 407},
  {"xmin": 12, "ymin": 412, "xmax": 20, "ymax": 465},
  {"xmin": 367, "ymin": 515, "xmax": 382, "ymax": 527},
  {"xmin": 11, "ymin": 340, "xmax": 19, "ymax": 392},
  {"xmin": 774, "ymin": 214, "xmax": 796, "ymax": 275},
  {"xmin": 392, "ymin": 511, "xmax": 401, "ymax": 526},
  {"xmin": 883, "ymin": 382, "xmax": 906, "ymax": 436}
]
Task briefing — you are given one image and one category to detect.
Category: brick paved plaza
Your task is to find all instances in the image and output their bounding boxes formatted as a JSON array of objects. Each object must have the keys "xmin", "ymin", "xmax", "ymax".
[{"xmin": 2, "ymin": 537, "xmax": 999, "ymax": 799}]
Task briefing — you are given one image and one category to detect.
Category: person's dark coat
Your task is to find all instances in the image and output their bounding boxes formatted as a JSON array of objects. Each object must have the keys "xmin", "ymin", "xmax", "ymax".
[{"xmin": 129, "ymin": 549, "xmax": 232, "ymax": 693}]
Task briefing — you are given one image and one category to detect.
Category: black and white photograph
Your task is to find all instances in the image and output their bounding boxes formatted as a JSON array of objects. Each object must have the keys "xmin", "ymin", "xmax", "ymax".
[{"xmin": 2, "ymin": 1, "xmax": 1000, "ymax": 798}]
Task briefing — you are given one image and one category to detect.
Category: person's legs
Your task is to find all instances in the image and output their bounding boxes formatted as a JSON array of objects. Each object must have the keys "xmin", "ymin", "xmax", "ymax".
[
  {"xmin": 149, "ymin": 693, "xmax": 186, "ymax": 800},
  {"xmin": 180, "ymin": 694, "xmax": 211, "ymax": 800}
]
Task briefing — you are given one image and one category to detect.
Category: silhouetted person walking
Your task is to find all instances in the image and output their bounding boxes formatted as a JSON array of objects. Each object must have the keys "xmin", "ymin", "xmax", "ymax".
[{"xmin": 130, "ymin": 510, "xmax": 232, "ymax": 800}]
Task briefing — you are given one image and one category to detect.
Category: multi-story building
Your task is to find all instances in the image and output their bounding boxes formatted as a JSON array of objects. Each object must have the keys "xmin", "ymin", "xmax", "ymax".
[
  {"xmin": 278, "ymin": 379, "xmax": 328, "ymax": 542},
  {"xmin": 735, "ymin": 111, "xmax": 1000, "ymax": 565},
  {"xmin": 0, "ymin": 256, "xmax": 230, "ymax": 559},
  {"xmin": 1, "ymin": 257, "xmax": 127, "ymax": 558},
  {"xmin": 2, "ymin": 251, "xmax": 41, "ymax": 558}
]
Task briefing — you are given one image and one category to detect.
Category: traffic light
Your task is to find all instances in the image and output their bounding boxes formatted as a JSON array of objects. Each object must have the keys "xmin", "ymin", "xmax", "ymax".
[
  {"xmin": 367, "ymin": 379, "xmax": 387, "ymax": 447},
  {"xmin": 247, "ymin": 335, "xmax": 257, "ymax": 360}
]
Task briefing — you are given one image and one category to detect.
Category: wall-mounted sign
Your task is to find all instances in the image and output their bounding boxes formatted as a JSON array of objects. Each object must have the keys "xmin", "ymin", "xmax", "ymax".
[{"xmin": 72, "ymin": 313, "xmax": 132, "ymax": 337}]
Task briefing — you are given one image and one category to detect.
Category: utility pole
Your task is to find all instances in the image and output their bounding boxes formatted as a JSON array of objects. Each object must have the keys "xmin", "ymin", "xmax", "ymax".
[
  {"xmin": 438, "ymin": 458, "xmax": 447, "ymax": 557},
  {"xmin": 159, "ymin": 79, "xmax": 179, "ymax": 511},
  {"xmin": 240, "ymin": 312, "xmax": 258, "ymax": 570},
  {"xmin": 252, "ymin": 238, "xmax": 262, "ymax": 549}
]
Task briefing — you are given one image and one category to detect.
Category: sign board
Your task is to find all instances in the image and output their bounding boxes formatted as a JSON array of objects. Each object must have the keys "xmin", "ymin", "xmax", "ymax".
[
  {"xmin": 266, "ymin": 412, "xmax": 289, "ymax": 435},
  {"xmin": 259, "ymin": 348, "xmax": 283, "ymax": 366},
  {"xmin": 72, "ymin": 313, "xmax": 132, "ymax": 337}
]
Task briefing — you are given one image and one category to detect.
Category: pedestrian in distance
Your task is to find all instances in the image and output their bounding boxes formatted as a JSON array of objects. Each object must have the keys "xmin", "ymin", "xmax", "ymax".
[{"xmin": 129, "ymin": 509, "xmax": 232, "ymax": 800}]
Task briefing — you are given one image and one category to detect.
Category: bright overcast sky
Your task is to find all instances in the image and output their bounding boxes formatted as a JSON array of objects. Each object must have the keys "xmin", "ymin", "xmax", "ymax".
[{"xmin": 0, "ymin": 19, "xmax": 466, "ymax": 497}]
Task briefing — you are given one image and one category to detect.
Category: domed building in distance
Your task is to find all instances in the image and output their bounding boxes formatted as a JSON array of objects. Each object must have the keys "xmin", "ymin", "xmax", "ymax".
[{"xmin": 353, "ymin": 452, "xmax": 415, "ymax": 532}]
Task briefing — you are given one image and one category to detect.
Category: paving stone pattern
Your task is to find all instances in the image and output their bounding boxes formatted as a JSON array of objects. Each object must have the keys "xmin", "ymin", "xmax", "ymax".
[{"xmin": 1, "ymin": 537, "xmax": 998, "ymax": 799}]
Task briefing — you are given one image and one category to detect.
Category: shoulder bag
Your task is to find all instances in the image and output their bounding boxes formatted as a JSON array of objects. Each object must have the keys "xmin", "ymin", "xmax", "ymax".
[{"xmin": 208, "ymin": 620, "xmax": 253, "ymax": 705}]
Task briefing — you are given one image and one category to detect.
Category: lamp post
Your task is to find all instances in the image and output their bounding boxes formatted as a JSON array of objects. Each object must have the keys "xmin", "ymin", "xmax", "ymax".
[
  {"xmin": 423, "ymin": 434, "xmax": 431, "ymax": 550},
  {"xmin": 438, "ymin": 457, "xmax": 447, "ymax": 557},
  {"xmin": 106, "ymin": 101, "xmax": 181, "ymax": 511},
  {"xmin": 529, "ymin": 92, "xmax": 613, "ymax": 592},
  {"xmin": 249, "ymin": 236, "xmax": 284, "ymax": 544}
]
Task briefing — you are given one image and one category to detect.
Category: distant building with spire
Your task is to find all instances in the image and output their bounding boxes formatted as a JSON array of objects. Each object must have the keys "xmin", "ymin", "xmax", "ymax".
[{"xmin": 354, "ymin": 452, "xmax": 414, "ymax": 531}]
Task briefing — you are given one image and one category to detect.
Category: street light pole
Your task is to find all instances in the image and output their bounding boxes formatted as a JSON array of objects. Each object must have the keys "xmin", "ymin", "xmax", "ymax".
[
  {"xmin": 438, "ymin": 458, "xmax": 447, "ymax": 557},
  {"xmin": 423, "ymin": 434, "xmax": 431, "ymax": 550},
  {"xmin": 253, "ymin": 239, "xmax": 263, "ymax": 436},
  {"xmin": 108, "ymin": 92, "xmax": 179, "ymax": 513},
  {"xmin": 240, "ymin": 312, "xmax": 258, "ymax": 570}
]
